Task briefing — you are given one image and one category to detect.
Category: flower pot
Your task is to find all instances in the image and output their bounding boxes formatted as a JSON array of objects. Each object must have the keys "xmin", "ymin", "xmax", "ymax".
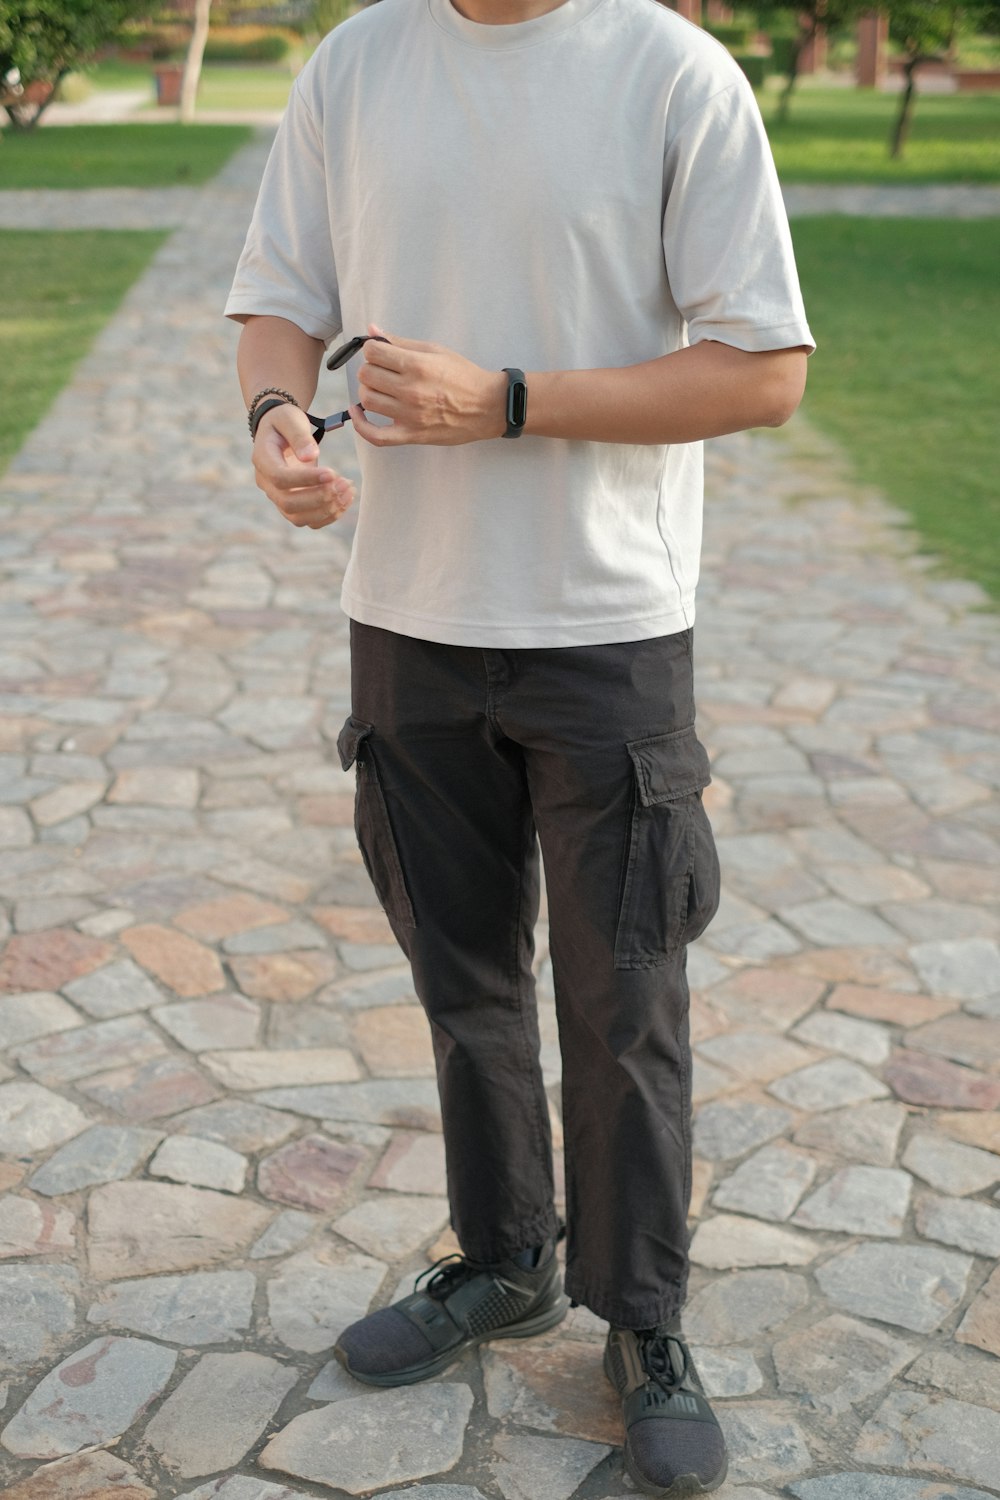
[{"xmin": 154, "ymin": 65, "xmax": 184, "ymax": 106}]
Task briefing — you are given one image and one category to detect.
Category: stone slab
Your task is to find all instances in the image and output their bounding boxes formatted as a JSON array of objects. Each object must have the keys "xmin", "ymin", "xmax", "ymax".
[
  {"xmin": 854, "ymin": 1388, "xmax": 1000, "ymax": 1492},
  {"xmin": 792, "ymin": 1099, "xmax": 907, "ymax": 1167},
  {"xmin": 955, "ymin": 1264, "xmax": 1000, "ymax": 1356},
  {"xmin": 902, "ymin": 1132, "xmax": 1000, "ymax": 1195},
  {"xmin": 816, "ymin": 1241, "xmax": 972, "ymax": 1333},
  {"xmin": 491, "ymin": 1432, "xmax": 612, "ymax": 1500},
  {"xmin": 87, "ymin": 1180, "xmax": 271, "ymax": 1279},
  {"xmin": 0, "ymin": 1263, "xmax": 79, "ymax": 1367},
  {"xmin": 0, "ymin": 1081, "xmax": 90, "ymax": 1155},
  {"xmin": 482, "ymin": 1339, "xmax": 621, "ymax": 1444},
  {"xmin": 258, "ymin": 1382, "xmax": 474, "ymax": 1494},
  {"xmin": 690, "ymin": 1213, "xmax": 818, "ymax": 1267},
  {"xmin": 28, "ymin": 1123, "xmax": 162, "ymax": 1196},
  {"xmin": 142, "ymin": 1350, "xmax": 298, "ymax": 1478},
  {"xmin": 0, "ymin": 1334, "xmax": 177, "ymax": 1458},
  {"xmin": 265, "ymin": 1244, "xmax": 386, "ymax": 1352},
  {"xmin": 1, "ymin": 1448, "xmax": 156, "ymax": 1500},
  {"xmin": 86, "ymin": 1268, "xmax": 255, "ymax": 1344},
  {"xmin": 682, "ymin": 1269, "xmax": 811, "ymax": 1344},
  {"xmin": 768, "ymin": 1057, "xmax": 889, "ymax": 1111},
  {"xmin": 772, "ymin": 1312, "xmax": 916, "ymax": 1415},
  {"xmin": 791, "ymin": 1165, "xmax": 912, "ymax": 1237}
]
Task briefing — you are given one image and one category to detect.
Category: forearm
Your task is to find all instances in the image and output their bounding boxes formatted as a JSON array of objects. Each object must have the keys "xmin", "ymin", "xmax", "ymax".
[
  {"xmin": 236, "ymin": 314, "xmax": 327, "ymax": 411},
  {"xmin": 523, "ymin": 340, "xmax": 809, "ymax": 445}
]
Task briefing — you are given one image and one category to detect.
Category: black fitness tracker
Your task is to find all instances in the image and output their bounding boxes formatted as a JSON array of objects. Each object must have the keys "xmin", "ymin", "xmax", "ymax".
[{"xmin": 502, "ymin": 367, "xmax": 527, "ymax": 438}]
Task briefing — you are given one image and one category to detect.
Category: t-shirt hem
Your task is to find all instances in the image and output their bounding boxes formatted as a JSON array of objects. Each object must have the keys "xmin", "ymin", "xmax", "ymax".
[
  {"xmin": 223, "ymin": 298, "xmax": 342, "ymax": 346},
  {"xmin": 342, "ymin": 589, "xmax": 697, "ymax": 648},
  {"xmin": 689, "ymin": 318, "xmax": 816, "ymax": 355}
]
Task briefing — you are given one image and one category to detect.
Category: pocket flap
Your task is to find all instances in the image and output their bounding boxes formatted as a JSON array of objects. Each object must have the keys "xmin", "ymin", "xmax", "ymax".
[
  {"xmin": 627, "ymin": 724, "xmax": 711, "ymax": 807},
  {"xmin": 338, "ymin": 715, "xmax": 373, "ymax": 772}
]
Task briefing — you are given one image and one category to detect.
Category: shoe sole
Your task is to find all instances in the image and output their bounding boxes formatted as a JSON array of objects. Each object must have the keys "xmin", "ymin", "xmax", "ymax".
[{"xmin": 333, "ymin": 1293, "xmax": 570, "ymax": 1388}]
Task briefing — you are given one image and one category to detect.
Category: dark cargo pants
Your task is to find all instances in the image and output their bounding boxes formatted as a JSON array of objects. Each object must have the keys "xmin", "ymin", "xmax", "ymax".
[{"xmin": 339, "ymin": 620, "xmax": 721, "ymax": 1330}]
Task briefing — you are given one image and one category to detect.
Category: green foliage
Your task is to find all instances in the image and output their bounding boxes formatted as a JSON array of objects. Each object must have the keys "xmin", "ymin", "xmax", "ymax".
[
  {"xmin": 313, "ymin": 0, "xmax": 355, "ymax": 36},
  {"xmin": 703, "ymin": 20, "xmax": 757, "ymax": 47},
  {"xmin": 203, "ymin": 31, "xmax": 291, "ymax": 61},
  {"xmin": 792, "ymin": 217, "xmax": 1000, "ymax": 599},
  {"xmin": 0, "ymin": 0, "xmax": 151, "ymax": 86},
  {"xmin": 0, "ymin": 229, "xmax": 167, "ymax": 476},
  {"xmin": 888, "ymin": 0, "xmax": 959, "ymax": 58},
  {"xmin": 733, "ymin": 51, "xmax": 771, "ymax": 85}
]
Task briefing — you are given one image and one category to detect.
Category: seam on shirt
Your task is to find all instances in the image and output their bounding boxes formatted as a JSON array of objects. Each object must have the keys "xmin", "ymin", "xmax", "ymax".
[{"xmin": 664, "ymin": 79, "xmax": 742, "ymax": 155}]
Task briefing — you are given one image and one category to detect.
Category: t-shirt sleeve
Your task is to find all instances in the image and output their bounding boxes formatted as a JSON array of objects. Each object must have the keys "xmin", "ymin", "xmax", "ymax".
[
  {"xmin": 224, "ymin": 78, "xmax": 343, "ymax": 345},
  {"xmin": 661, "ymin": 75, "xmax": 815, "ymax": 355}
]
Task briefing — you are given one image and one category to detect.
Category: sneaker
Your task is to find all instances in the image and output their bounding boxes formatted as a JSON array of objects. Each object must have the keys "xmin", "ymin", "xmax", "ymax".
[
  {"xmin": 334, "ymin": 1236, "xmax": 568, "ymax": 1387},
  {"xmin": 604, "ymin": 1321, "xmax": 728, "ymax": 1497}
]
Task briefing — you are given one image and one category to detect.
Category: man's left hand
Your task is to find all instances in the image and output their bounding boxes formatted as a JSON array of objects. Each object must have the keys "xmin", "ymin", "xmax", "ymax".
[{"xmin": 350, "ymin": 323, "xmax": 508, "ymax": 448}]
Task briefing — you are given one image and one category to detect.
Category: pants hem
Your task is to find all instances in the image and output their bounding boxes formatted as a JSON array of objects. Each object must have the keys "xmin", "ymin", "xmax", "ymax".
[{"xmin": 564, "ymin": 1274, "xmax": 687, "ymax": 1331}]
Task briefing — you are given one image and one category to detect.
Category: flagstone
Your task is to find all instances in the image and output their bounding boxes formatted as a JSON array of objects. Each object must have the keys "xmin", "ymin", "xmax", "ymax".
[
  {"xmin": 791, "ymin": 1009, "xmax": 892, "ymax": 1065},
  {"xmin": 142, "ymin": 1351, "xmax": 298, "ymax": 1478},
  {"xmin": 903, "ymin": 1346, "xmax": 1000, "ymax": 1410},
  {"xmin": 30, "ymin": 780, "xmax": 106, "ymax": 828},
  {"xmin": 772, "ymin": 1312, "xmax": 916, "ymax": 1415},
  {"xmin": 793, "ymin": 1099, "xmax": 906, "ymax": 1167},
  {"xmin": 914, "ymin": 1191, "xmax": 1000, "ymax": 1257},
  {"xmin": 175, "ymin": 891, "xmax": 288, "ymax": 942},
  {"xmin": 0, "ymin": 1263, "xmax": 79, "ymax": 1367},
  {"xmin": 60, "ymin": 957, "xmax": 165, "ymax": 1019},
  {"xmin": 0, "ymin": 928, "xmax": 114, "ymax": 993},
  {"xmin": 334, "ymin": 1192, "xmax": 449, "ymax": 1259},
  {"xmin": 482, "ymin": 1339, "xmax": 620, "ymax": 1443},
  {"xmin": 695, "ymin": 1030, "xmax": 818, "ymax": 1083},
  {"xmin": 884, "ymin": 1050, "xmax": 1000, "ymax": 1110},
  {"xmin": 0, "ymin": 1081, "xmax": 90, "ymax": 1155},
  {"xmin": 955, "ymin": 1264, "xmax": 1000, "ymax": 1356},
  {"xmin": 0, "ymin": 989, "xmax": 81, "ymax": 1047},
  {"xmin": 77, "ymin": 1054, "xmax": 221, "ymax": 1121},
  {"xmin": 791, "ymin": 1165, "xmax": 912, "ymax": 1236},
  {"xmin": 692, "ymin": 1098, "xmax": 794, "ymax": 1161},
  {"xmin": 107, "ymin": 766, "xmax": 200, "ymax": 807},
  {"xmin": 257, "ymin": 1132, "xmax": 366, "ymax": 1211},
  {"xmin": 256, "ymin": 1078, "xmax": 443, "ymax": 1130},
  {"xmin": 491, "ymin": 1431, "xmax": 612, "ymax": 1500},
  {"xmin": 816, "ymin": 1242, "xmax": 971, "ymax": 1333},
  {"xmin": 311, "ymin": 904, "xmax": 395, "ymax": 943},
  {"xmin": 715, "ymin": 1401, "xmax": 813, "ymax": 1484},
  {"xmin": 780, "ymin": 897, "xmax": 900, "ymax": 947},
  {"xmin": 353, "ymin": 1004, "xmax": 436, "ymax": 1076},
  {"xmin": 229, "ymin": 950, "xmax": 337, "ymax": 1000},
  {"xmin": 689, "ymin": 1345, "xmax": 763, "ymax": 1397},
  {"xmin": 790, "ymin": 1478, "xmax": 996, "ymax": 1500},
  {"xmin": 153, "ymin": 991, "xmax": 262, "ymax": 1051},
  {"xmin": 937, "ymin": 1110, "xmax": 1000, "ymax": 1154},
  {"xmin": 902, "ymin": 1133, "xmax": 1000, "ymax": 1195},
  {"xmin": 682, "ymin": 1269, "xmax": 811, "ymax": 1344},
  {"xmin": 854, "ymin": 1388, "xmax": 1000, "ymax": 1492},
  {"xmin": 712, "ymin": 1142, "xmax": 818, "ymax": 1221},
  {"xmin": 222, "ymin": 919, "xmax": 329, "ymax": 955},
  {"xmin": 172, "ymin": 1097, "xmax": 299, "ymax": 1151},
  {"xmin": 701, "ymin": 968, "xmax": 823, "ymax": 1030},
  {"xmin": 0, "ymin": 1447, "xmax": 156, "ymax": 1500},
  {"xmin": 0, "ymin": 1193, "xmax": 75, "ymax": 1258},
  {"xmin": 149, "ymin": 1133, "xmax": 247, "ymax": 1192},
  {"xmin": 176, "ymin": 1476, "xmax": 315, "ymax": 1500},
  {"xmin": 0, "ymin": 806, "xmax": 34, "ymax": 847},
  {"xmin": 768, "ymin": 1057, "xmax": 889, "ymax": 1111},
  {"xmin": 0, "ymin": 1334, "xmax": 177, "ymax": 1459},
  {"xmin": 202, "ymin": 1046, "xmax": 360, "ymax": 1090},
  {"xmin": 690, "ymin": 1212, "xmax": 818, "ymax": 1267},
  {"xmin": 259, "ymin": 1383, "xmax": 475, "ymax": 1495},
  {"xmin": 903, "ymin": 1014, "xmax": 1000, "ymax": 1073},
  {"xmin": 265, "ymin": 1244, "xmax": 386, "ymax": 1352},
  {"xmin": 369, "ymin": 1130, "xmax": 448, "ymax": 1195},
  {"xmin": 250, "ymin": 1208, "xmax": 318, "ymax": 1259},
  {"xmin": 120, "ymin": 922, "xmax": 225, "ymax": 996},
  {"xmin": 909, "ymin": 939, "xmax": 1000, "ymax": 1000},
  {"xmin": 86, "ymin": 1269, "xmax": 255, "ymax": 1344},
  {"xmin": 12, "ymin": 1012, "xmax": 166, "ymax": 1084},
  {"xmin": 88, "ymin": 1179, "xmax": 271, "ymax": 1279}
]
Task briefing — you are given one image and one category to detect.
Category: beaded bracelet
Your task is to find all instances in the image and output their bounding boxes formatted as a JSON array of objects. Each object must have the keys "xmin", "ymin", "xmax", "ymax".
[{"xmin": 247, "ymin": 386, "xmax": 301, "ymax": 436}]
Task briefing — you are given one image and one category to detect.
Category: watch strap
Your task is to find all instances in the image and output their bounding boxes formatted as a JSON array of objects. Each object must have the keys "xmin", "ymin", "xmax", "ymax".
[
  {"xmin": 250, "ymin": 397, "xmax": 293, "ymax": 441},
  {"xmin": 501, "ymin": 367, "xmax": 527, "ymax": 439}
]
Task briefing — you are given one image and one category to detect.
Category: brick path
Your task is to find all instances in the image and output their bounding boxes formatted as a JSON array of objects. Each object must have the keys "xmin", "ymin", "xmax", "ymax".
[{"xmin": 1, "ymin": 131, "xmax": 999, "ymax": 1500}]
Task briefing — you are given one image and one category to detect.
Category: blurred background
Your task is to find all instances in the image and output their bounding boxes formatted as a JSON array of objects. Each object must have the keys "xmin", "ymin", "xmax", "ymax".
[{"xmin": 1, "ymin": 0, "xmax": 998, "ymax": 597}]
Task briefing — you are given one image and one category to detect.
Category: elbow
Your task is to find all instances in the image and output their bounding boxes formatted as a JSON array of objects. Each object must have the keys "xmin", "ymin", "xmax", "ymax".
[{"xmin": 761, "ymin": 353, "xmax": 808, "ymax": 428}]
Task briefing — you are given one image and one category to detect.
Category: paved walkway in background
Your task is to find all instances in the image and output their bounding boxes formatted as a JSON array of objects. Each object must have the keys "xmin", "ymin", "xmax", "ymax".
[{"xmin": 1, "ymin": 130, "xmax": 1000, "ymax": 1500}]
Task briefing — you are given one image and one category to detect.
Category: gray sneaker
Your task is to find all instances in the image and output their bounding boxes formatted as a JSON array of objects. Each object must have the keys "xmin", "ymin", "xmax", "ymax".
[
  {"xmin": 334, "ymin": 1238, "xmax": 568, "ymax": 1387},
  {"xmin": 605, "ymin": 1322, "xmax": 728, "ymax": 1497}
]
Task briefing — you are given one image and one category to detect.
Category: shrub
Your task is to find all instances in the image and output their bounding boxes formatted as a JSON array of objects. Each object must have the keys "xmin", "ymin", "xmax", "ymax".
[{"xmin": 732, "ymin": 51, "xmax": 770, "ymax": 86}]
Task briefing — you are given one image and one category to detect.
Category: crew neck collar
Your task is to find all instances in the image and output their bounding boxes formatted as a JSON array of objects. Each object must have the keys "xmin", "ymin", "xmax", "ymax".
[{"xmin": 427, "ymin": 0, "xmax": 608, "ymax": 49}]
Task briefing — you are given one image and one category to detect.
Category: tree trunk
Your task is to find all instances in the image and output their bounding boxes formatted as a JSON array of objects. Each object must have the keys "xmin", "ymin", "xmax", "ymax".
[
  {"xmin": 776, "ymin": 23, "xmax": 813, "ymax": 126},
  {"xmin": 180, "ymin": 0, "xmax": 212, "ymax": 124},
  {"xmin": 890, "ymin": 54, "xmax": 919, "ymax": 159}
]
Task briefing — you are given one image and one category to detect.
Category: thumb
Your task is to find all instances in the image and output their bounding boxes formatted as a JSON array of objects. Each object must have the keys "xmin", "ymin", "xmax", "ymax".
[{"xmin": 264, "ymin": 402, "xmax": 317, "ymax": 461}]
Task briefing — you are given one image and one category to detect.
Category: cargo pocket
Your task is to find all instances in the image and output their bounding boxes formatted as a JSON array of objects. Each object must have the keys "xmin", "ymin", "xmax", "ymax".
[
  {"xmin": 613, "ymin": 723, "xmax": 720, "ymax": 970},
  {"xmin": 338, "ymin": 715, "xmax": 416, "ymax": 930}
]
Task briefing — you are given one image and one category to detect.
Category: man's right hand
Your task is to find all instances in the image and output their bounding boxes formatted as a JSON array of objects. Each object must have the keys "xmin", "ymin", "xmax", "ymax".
[{"xmin": 252, "ymin": 402, "xmax": 355, "ymax": 529}]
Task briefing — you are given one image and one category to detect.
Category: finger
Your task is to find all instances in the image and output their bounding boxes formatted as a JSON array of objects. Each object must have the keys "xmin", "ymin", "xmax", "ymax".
[
  {"xmin": 357, "ymin": 361, "xmax": 404, "ymax": 398},
  {"xmin": 365, "ymin": 323, "xmax": 438, "ymax": 357},
  {"xmin": 357, "ymin": 387, "xmax": 405, "ymax": 422},
  {"xmin": 349, "ymin": 403, "xmax": 410, "ymax": 447}
]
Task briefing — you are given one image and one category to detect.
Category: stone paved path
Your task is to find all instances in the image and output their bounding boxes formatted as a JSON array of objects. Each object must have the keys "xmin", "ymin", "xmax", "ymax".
[{"xmin": 1, "ymin": 131, "xmax": 1000, "ymax": 1500}]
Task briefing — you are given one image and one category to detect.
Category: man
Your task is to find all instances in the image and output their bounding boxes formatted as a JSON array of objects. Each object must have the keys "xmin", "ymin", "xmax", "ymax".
[{"xmin": 226, "ymin": 0, "xmax": 813, "ymax": 1491}]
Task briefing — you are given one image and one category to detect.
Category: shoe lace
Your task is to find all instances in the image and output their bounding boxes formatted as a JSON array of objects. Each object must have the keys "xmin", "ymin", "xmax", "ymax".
[
  {"xmin": 413, "ymin": 1252, "xmax": 482, "ymax": 1301},
  {"xmin": 639, "ymin": 1329, "xmax": 690, "ymax": 1398}
]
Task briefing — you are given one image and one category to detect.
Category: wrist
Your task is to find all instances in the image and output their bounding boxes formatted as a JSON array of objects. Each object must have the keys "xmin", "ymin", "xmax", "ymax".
[{"xmin": 485, "ymin": 370, "xmax": 508, "ymax": 440}]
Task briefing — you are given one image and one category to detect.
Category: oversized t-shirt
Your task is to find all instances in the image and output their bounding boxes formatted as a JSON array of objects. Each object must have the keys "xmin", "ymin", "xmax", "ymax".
[{"xmin": 225, "ymin": 0, "xmax": 814, "ymax": 647}]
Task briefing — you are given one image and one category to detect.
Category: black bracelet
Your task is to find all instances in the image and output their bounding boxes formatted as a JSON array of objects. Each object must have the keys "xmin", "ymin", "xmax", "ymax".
[
  {"xmin": 247, "ymin": 386, "xmax": 300, "ymax": 436},
  {"xmin": 249, "ymin": 397, "xmax": 295, "ymax": 441}
]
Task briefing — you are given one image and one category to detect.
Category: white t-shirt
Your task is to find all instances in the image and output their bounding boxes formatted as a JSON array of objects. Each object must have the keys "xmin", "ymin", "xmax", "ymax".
[{"xmin": 226, "ymin": 0, "xmax": 814, "ymax": 647}]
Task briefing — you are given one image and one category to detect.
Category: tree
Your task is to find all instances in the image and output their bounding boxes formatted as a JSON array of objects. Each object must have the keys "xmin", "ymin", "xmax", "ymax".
[
  {"xmin": 0, "ymin": 0, "xmax": 150, "ymax": 131},
  {"xmin": 179, "ymin": 0, "xmax": 211, "ymax": 123},
  {"xmin": 887, "ymin": 0, "xmax": 958, "ymax": 157},
  {"xmin": 751, "ymin": 0, "xmax": 868, "ymax": 121}
]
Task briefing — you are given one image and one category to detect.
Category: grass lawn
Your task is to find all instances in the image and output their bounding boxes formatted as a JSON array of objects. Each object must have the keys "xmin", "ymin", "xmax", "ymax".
[
  {"xmin": 76, "ymin": 57, "xmax": 299, "ymax": 112},
  {"xmin": 0, "ymin": 123, "xmax": 253, "ymax": 188},
  {"xmin": 0, "ymin": 230, "xmax": 167, "ymax": 475},
  {"xmin": 791, "ymin": 217, "xmax": 1000, "ymax": 600},
  {"xmin": 762, "ymin": 84, "xmax": 1000, "ymax": 184}
]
